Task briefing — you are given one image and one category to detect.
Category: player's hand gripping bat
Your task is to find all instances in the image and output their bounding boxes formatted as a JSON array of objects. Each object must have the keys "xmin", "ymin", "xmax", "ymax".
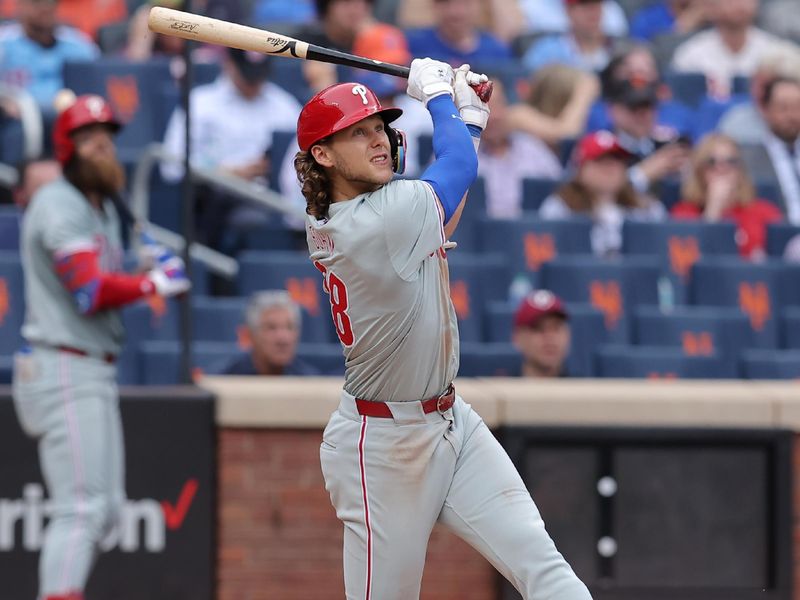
[{"xmin": 147, "ymin": 7, "xmax": 493, "ymax": 102}]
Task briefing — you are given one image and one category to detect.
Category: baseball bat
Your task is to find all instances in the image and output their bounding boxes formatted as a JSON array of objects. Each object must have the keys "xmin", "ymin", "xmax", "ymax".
[{"xmin": 147, "ymin": 7, "xmax": 493, "ymax": 101}]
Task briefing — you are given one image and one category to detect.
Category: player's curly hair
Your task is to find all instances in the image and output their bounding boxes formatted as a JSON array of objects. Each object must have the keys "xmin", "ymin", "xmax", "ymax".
[{"xmin": 294, "ymin": 149, "xmax": 332, "ymax": 219}]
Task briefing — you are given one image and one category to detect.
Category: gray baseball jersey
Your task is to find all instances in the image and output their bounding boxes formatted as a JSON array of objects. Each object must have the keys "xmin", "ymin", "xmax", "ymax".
[
  {"xmin": 306, "ymin": 178, "xmax": 458, "ymax": 402},
  {"xmin": 21, "ymin": 177, "xmax": 125, "ymax": 356}
]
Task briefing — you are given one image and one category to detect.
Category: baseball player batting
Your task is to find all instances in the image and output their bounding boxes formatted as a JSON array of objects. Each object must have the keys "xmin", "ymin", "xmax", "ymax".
[
  {"xmin": 297, "ymin": 60, "xmax": 592, "ymax": 599},
  {"xmin": 11, "ymin": 95, "xmax": 191, "ymax": 600}
]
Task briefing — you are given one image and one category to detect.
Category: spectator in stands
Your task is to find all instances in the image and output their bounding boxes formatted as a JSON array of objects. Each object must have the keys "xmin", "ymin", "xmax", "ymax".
[
  {"xmin": 397, "ymin": 0, "xmax": 525, "ymax": 44},
  {"xmin": 630, "ymin": 0, "xmax": 708, "ymax": 42},
  {"xmin": 589, "ymin": 43, "xmax": 695, "ymax": 141},
  {"xmin": 540, "ymin": 130, "xmax": 665, "ymax": 256},
  {"xmin": 250, "ymin": 0, "xmax": 316, "ymax": 25},
  {"xmin": 56, "ymin": 0, "xmax": 126, "ymax": 41},
  {"xmin": 295, "ymin": 0, "xmax": 375, "ymax": 92},
  {"xmin": 512, "ymin": 290, "xmax": 571, "ymax": 378},
  {"xmin": 406, "ymin": 0, "xmax": 511, "ymax": 68},
  {"xmin": 223, "ymin": 290, "xmax": 320, "ymax": 376},
  {"xmin": 671, "ymin": 0, "xmax": 789, "ymax": 98},
  {"xmin": 348, "ymin": 23, "xmax": 431, "ymax": 176},
  {"xmin": 0, "ymin": 0, "xmax": 98, "ymax": 113},
  {"xmin": 738, "ymin": 77, "xmax": 800, "ymax": 224},
  {"xmin": 126, "ymin": 0, "xmax": 187, "ymax": 62},
  {"xmin": 13, "ymin": 157, "xmax": 60, "ymax": 210},
  {"xmin": 718, "ymin": 47, "xmax": 800, "ymax": 144},
  {"xmin": 522, "ymin": 0, "xmax": 615, "ymax": 74},
  {"xmin": 161, "ymin": 47, "xmax": 304, "ymax": 249},
  {"xmin": 518, "ymin": 0, "xmax": 628, "ymax": 38},
  {"xmin": 672, "ymin": 133, "xmax": 783, "ymax": 260}
]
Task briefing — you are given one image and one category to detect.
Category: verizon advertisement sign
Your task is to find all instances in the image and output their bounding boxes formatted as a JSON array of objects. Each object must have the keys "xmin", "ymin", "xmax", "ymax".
[{"xmin": 0, "ymin": 390, "xmax": 215, "ymax": 600}]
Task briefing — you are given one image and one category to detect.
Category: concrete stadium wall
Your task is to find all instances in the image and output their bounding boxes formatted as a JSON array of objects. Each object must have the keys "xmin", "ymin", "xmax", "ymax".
[{"xmin": 204, "ymin": 377, "xmax": 800, "ymax": 600}]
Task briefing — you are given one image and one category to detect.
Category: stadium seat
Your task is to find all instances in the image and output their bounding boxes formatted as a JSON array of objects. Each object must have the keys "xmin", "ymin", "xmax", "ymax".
[
  {"xmin": 622, "ymin": 220, "xmax": 738, "ymax": 304},
  {"xmin": 237, "ymin": 250, "xmax": 335, "ymax": 342},
  {"xmin": 238, "ymin": 221, "xmax": 303, "ymax": 252},
  {"xmin": 0, "ymin": 209, "xmax": 19, "ymax": 251},
  {"xmin": 658, "ymin": 177, "xmax": 683, "ymax": 212},
  {"xmin": 740, "ymin": 349, "xmax": 800, "ymax": 380},
  {"xmin": 755, "ymin": 180, "xmax": 782, "ymax": 207},
  {"xmin": 484, "ymin": 300, "xmax": 606, "ymax": 377},
  {"xmin": 459, "ymin": 342, "xmax": 520, "ymax": 377},
  {"xmin": 663, "ymin": 71, "xmax": 708, "ymax": 108},
  {"xmin": 479, "ymin": 216, "xmax": 592, "ymax": 289},
  {"xmin": 633, "ymin": 305, "xmax": 752, "ymax": 375},
  {"xmin": 296, "ymin": 343, "xmax": 345, "ymax": 375},
  {"xmin": 447, "ymin": 253, "xmax": 510, "ymax": 342},
  {"xmin": 63, "ymin": 58, "xmax": 174, "ymax": 163},
  {"xmin": 540, "ymin": 256, "xmax": 661, "ymax": 343},
  {"xmin": 117, "ymin": 298, "xmax": 181, "ymax": 385},
  {"xmin": 0, "ymin": 355, "xmax": 11, "ymax": 384},
  {"xmin": 0, "ymin": 252, "xmax": 25, "ymax": 356},
  {"xmin": 521, "ymin": 177, "xmax": 560, "ymax": 212},
  {"xmin": 595, "ymin": 344, "xmax": 734, "ymax": 379},
  {"xmin": 270, "ymin": 58, "xmax": 313, "ymax": 104},
  {"xmin": 690, "ymin": 259, "xmax": 799, "ymax": 349},
  {"xmin": 766, "ymin": 223, "xmax": 800, "ymax": 257},
  {"xmin": 783, "ymin": 307, "xmax": 800, "ymax": 349}
]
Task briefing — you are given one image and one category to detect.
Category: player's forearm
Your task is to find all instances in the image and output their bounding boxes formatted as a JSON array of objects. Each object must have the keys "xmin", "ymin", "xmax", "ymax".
[
  {"xmin": 55, "ymin": 251, "xmax": 154, "ymax": 315},
  {"xmin": 421, "ymin": 95, "xmax": 479, "ymax": 224}
]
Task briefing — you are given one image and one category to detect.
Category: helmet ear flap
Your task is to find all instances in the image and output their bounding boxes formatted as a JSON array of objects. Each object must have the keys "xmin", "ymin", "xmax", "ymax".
[{"xmin": 386, "ymin": 125, "xmax": 407, "ymax": 174}]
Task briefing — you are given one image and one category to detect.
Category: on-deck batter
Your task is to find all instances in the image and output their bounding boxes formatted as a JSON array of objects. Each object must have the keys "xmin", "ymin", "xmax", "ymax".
[
  {"xmin": 12, "ymin": 95, "xmax": 191, "ymax": 600},
  {"xmin": 295, "ymin": 61, "xmax": 592, "ymax": 599}
]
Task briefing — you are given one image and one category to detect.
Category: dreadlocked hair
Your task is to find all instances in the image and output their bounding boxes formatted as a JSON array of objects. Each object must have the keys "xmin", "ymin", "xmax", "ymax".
[{"xmin": 294, "ymin": 149, "xmax": 332, "ymax": 219}]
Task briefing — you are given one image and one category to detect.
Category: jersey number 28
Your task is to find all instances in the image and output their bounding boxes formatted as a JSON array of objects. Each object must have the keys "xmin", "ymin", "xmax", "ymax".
[{"xmin": 314, "ymin": 261, "xmax": 355, "ymax": 346}]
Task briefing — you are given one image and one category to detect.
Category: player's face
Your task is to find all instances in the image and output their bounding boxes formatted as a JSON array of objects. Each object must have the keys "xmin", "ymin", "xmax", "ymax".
[
  {"xmin": 513, "ymin": 316, "xmax": 571, "ymax": 376},
  {"xmin": 252, "ymin": 307, "xmax": 300, "ymax": 369},
  {"xmin": 322, "ymin": 115, "xmax": 394, "ymax": 191}
]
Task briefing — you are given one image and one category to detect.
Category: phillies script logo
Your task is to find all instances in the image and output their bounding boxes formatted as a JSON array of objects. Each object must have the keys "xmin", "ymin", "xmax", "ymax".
[{"xmin": 0, "ymin": 479, "xmax": 198, "ymax": 553}]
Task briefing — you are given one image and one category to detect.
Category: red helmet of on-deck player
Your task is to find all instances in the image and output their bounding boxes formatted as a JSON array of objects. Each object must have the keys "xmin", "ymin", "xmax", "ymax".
[
  {"xmin": 53, "ymin": 94, "xmax": 121, "ymax": 165},
  {"xmin": 296, "ymin": 82, "xmax": 407, "ymax": 173}
]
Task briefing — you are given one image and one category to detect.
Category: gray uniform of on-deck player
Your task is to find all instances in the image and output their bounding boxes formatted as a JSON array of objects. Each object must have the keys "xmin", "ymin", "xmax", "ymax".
[
  {"xmin": 12, "ymin": 178, "xmax": 126, "ymax": 598},
  {"xmin": 308, "ymin": 178, "xmax": 591, "ymax": 600}
]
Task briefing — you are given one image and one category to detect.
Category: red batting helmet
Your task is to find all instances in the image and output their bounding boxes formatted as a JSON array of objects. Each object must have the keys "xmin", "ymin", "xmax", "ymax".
[
  {"xmin": 297, "ymin": 82, "xmax": 403, "ymax": 151},
  {"xmin": 53, "ymin": 94, "xmax": 121, "ymax": 165}
]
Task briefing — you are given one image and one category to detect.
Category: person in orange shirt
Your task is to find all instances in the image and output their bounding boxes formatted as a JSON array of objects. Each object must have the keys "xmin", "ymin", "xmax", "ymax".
[
  {"xmin": 0, "ymin": 0, "xmax": 127, "ymax": 41},
  {"xmin": 671, "ymin": 132, "xmax": 783, "ymax": 260}
]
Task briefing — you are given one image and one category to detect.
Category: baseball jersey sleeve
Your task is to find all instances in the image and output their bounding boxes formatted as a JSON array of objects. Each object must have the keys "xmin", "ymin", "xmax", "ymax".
[
  {"xmin": 40, "ymin": 192, "xmax": 96, "ymax": 259},
  {"xmin": 382, "ymin": 179, "xmax": 445, "ymax": 281}
]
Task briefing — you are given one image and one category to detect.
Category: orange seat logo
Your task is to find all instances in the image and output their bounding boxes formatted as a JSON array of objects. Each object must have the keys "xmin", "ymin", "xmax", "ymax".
[
  {"xmin": 286, "ymin": 277, "xmax": 320, "ymax": 316},
  {"xmin": 739, "ymin": 282, "xmax": 770, "ymax": 331},
  {"xmin": 682, "ymin": 331, "xmax": 714, "ymax": 356},
  {"xmin": 524, "ymin": 233, "xmax": 556, "ymax": 271},
  {"xmin": 450, "ymin": 280, "xmax": 470, "ymax": 319},
  {"xmin": 0, "ymin": 278, "xmax": 8, "ymax": 325},
  {"xmin": 145, "ymin": 295, "xmax": 167, "ymax": 324},
  {"xmin": 590, "ymin": 281, "xmax": 622, "ymax": 328},
  {"xmin": 106, "ymin": 75, "xmax": 139, "ymax": 123},
  {"xmin": 668, "ymin": 236, "xmax": 700, "ymax": 279},
  {"xmin": 648, "ymin": 372, "xmax": 678, "ymax": 380}
]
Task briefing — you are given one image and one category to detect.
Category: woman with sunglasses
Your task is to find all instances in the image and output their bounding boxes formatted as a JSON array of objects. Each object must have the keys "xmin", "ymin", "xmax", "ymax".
[{"xmin": 671, "ymin": 132, "xmax": 783, "ymax": 260}]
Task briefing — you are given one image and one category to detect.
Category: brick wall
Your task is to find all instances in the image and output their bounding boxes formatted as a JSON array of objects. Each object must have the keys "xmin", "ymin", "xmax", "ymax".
[{"xmin": 218, "ymin": 429, "xmax": 496, "ymax": 600}]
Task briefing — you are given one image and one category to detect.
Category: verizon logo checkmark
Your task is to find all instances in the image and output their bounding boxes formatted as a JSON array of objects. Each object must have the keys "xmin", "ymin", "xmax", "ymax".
[{"xmin": 161, "ymin": 478, "xmax": 199, "ymax": 530}]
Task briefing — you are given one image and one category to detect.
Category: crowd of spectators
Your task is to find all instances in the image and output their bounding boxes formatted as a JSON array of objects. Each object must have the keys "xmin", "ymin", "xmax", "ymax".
[{"xmin": 0, "ymin": 0, "xmax": 799, "ymax": 381}]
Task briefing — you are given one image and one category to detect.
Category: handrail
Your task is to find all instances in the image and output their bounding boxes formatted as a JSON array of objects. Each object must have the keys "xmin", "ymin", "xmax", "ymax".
[{"xmin": 0, "ymin": 83, "xmax": 43, "ymax": 161}]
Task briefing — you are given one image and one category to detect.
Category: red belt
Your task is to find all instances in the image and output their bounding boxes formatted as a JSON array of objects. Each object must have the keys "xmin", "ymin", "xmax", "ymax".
[
  {"xmin": 57, "ymin": 345, "xmax": 116, "ymax": 364},
  {"xmin": 355, "ymin": 384, "xmax": 455, "ymax": 418}
]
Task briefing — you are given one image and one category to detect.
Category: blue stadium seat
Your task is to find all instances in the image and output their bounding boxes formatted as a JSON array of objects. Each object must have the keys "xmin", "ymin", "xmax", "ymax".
[
  {"xmin": 540, "ymin": 256, "xmax": 661, "ymax": 343},
  {"xmin": 521, "ymin": 178, "xmax": 560, "ymax": 212},
  {"xmin": 63, "ymin": 58, "xmax": 174, "ymax": 163},
  {"xmin": 595, "ymin": 344, "xmax": 734, "ymax": 379},
  {"xmin": 690, "ymin": 259, "xmax": 799, "ymax": 349},
  {"xmin": 740, "ymin": 349, "xmax": 800, "ymax": 380},
  {"xmin": 622, "ymin": 220, "xmax": 738, "ymax": 304},
  {"xmin": 0, "ymin": 355, "xmax": 11, "ymax": 384},
  {"xmin": 447, "ymin": 253, "xmax": 510, "ymax": 342},
  {"xmin": 117, "ymin": 298, "xmax": 181, "ymax": 385},
  {"xmin": 766, "ymin": 223, "xmax": 800, "ymax": 257},
  {"xmin": 296, "ymin": 343, "xmax": 345, "ymax": 375},
  {"xmin": 0, "ymin": 210, "xmax": 20, "ymax": 251},
  {"xmin": 633, "ymin": 305, "xmax": 752, "ymax": 375},
  {"xmin": 479, "ymin": 216, "xmax": 592, "ymax": 289},
  {"xmin": 268, "ymin": 130, "xmax": 298, "ymax": 191},
  {"xmin": 0, "ymin": 252, "xmax": 25, "ymax": 355},
  {"xmin": 755, "ymin": 180, "xmax": 782, "ymax": 207},
  {"xmin": 783, "ymin": 307, "xmax": 800, "ymax": 349},
  {"xmin": 459, "ymin": 342, "xmax": 520, "ymax": 377},
  {"xmin": 664, "ymin": 71, "xmax": 708, "ymax": 108},
  {"xmin": 658, "ymin": 177, "xmax": 683, "ymax": 212},
  {"xmin": 239, "ymin": 221, "xmax": 303, "ymax": 252},
  {"xmin": 484, "ymin": 300, "xmax": 606, "ymax": 377},
  {"xmin": 236, "ymin": 250, "xmax": 335, "ymax": 342},
  {"xmin": 270, "ymin": 58, "xmax": 313, "ymax": 104}
]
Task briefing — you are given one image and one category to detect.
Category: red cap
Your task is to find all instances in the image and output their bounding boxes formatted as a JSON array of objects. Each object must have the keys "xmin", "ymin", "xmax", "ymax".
[
  {"xmin": 53, "ymin": 94, "xmax": 121, "ymax": 165},
  {"xmin": 513, "ymin": 290, "xmax": 569, "ymax": 328},
  {"xmin": 573, "ymin": 130, "xmax": 632, "ymax": 167}
]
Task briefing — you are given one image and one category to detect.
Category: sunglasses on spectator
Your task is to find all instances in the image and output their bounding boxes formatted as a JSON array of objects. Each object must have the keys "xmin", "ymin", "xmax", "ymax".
[{"xmin": 704, "ymin": 156, "xmax": 741, "ymax": 168}]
